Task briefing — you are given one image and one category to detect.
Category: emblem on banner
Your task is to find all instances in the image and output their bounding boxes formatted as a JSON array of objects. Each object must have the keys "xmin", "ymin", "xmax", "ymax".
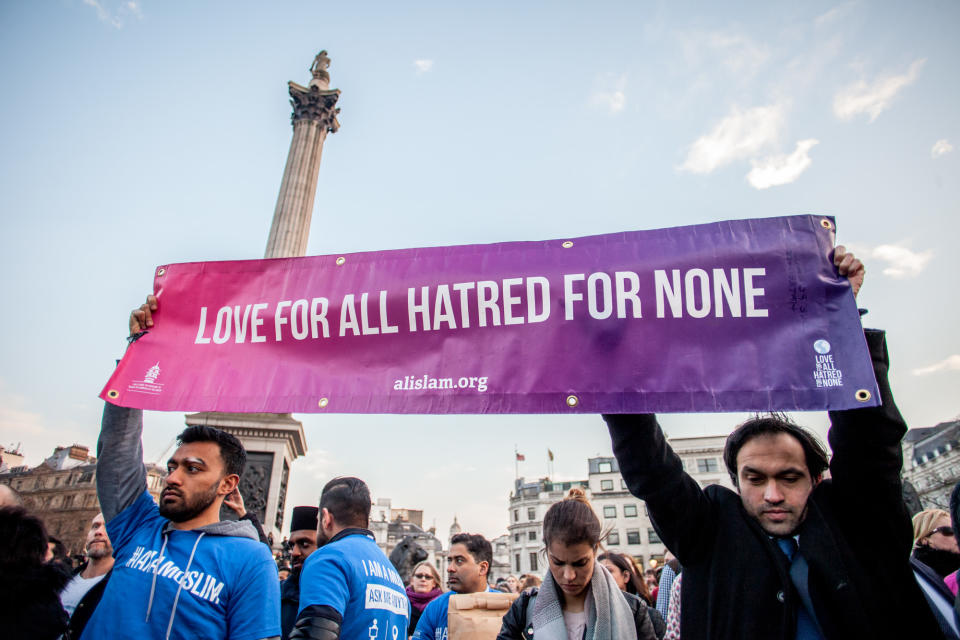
[
  {"xmin": 127, "ymin": 362, "xmax": 165, "ymax": 395},
  {"xmin": 812, "ymin": 340, "xmax": 844, "ymax": 388}
]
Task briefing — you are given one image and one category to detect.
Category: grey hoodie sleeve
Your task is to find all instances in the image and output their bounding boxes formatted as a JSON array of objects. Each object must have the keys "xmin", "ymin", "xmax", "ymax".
[{"xmin": 97, "ymin": 401, "xmax": 148, "ymax": 522}]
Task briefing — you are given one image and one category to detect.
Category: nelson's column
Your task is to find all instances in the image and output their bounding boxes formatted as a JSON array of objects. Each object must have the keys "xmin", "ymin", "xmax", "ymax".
[{"xmin": 185, "ymin": 51, "xmax": 341, "ymax": 543}]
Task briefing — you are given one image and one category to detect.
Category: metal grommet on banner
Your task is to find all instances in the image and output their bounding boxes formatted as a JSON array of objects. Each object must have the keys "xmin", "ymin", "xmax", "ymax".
[
  {"xmin": 820, "ymin": 219, "xmax": 833, "ymax": 229},
  {"xmin": 335, "ymin": 257, "xmax": 346, "ymax": 266},
  {"xmin": 565, "ymin": 395, "xmax": 579, "ymax": 408},
  {"xmin": 107, "ymin": 390, "xmax": 119, "ymax": 399},
  {"xmin": 157, "ymin": 267, "xmax": 166, "ymax": 276},
  {"xmin": 855, "ymin": 389, "xmax": 872, "ymax": 402},
  {"xmin": 562, "ymin": 241, "xmax": 574, "ymax": 249},
  {"xmin": 318, "ymin": 397, "xmax": 329, "ymax": 408}
]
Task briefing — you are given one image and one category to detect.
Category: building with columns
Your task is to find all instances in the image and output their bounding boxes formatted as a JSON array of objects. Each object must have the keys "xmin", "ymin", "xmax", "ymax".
[{"xmin": 508, "ymin": 477, "xmax": 589, "ymax": 575}]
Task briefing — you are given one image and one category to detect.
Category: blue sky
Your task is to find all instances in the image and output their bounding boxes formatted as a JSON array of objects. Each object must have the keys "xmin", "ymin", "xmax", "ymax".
[{"xmin": 1, "ymin": 1, "xmax": 957, "ymax": 539}]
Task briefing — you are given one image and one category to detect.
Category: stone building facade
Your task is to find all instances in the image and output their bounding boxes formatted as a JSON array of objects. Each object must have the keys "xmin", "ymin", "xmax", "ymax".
[
  {"xmin": 0, "ymin": 444, "xmax": 165, "ymax": 559},
  {"xmin": 508, "ymin": 477, "xmax": 589, "ymax": 576},
  {"xmin": 507, "ymin": 435, "xmax": 732, "ymax": 575},
  {"xmin": 489, "ymin": 533, "xmax": 512, "ymax": 584},
  {"xmin": 902, "ymin": 420, "xmax": 960, "ymax": 511}
]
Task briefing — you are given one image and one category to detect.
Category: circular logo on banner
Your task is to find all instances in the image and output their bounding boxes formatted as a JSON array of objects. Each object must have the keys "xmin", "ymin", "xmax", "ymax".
[{"xmin": 814, "ymin": 339, "xmax": 831, "ymax": 354}]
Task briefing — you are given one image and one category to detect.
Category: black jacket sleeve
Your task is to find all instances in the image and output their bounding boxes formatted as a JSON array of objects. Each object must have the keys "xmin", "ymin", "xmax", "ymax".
[
  {"xmin": 496, "ymin": 590, "xmax": 533, "ymax": 640},
  {"xmin": 603, "ymin": 413, "xmax": 717, "ymax": 565},
  {"xmin": 241, "ymin": 511, "xmax": 270, "ymax": 546},
  {"xmin": 622, "ymin": 591, "xmax": 659, "ymax": 640},
  {"xmin": 827, "ymin": 330, "xmax": 912, "ymax": 552},
  {"xmin": 289, "ymin": 605, "xmax": 342, "ymax": 640},
  {"xmin": 646, "ymin": 603, "xmax": 666, "ymax": 640},
  {"xmin": 67, "ymin": 569, "xmax": 112, "ymax": 639}
]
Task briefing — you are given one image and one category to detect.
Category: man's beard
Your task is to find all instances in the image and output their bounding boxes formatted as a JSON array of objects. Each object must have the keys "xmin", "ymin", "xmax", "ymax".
[
  {"xmin": 158, "ymin": 480, "xmax": 220, "ymax": 522},
  {"xmin": 86, "ymin": 543, "xmax": 113, "ymax": 559}
]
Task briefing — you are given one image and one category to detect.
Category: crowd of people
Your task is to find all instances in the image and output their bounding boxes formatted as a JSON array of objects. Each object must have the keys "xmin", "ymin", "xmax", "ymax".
[{"xmin": 5, "ymin": 247, "xmax": 960, "ymax": 639}]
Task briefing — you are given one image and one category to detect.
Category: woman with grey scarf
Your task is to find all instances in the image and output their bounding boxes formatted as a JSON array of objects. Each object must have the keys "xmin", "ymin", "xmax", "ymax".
[{"xmin": 497, "ymin": 488, "xmax": 657, "ymax": 640}]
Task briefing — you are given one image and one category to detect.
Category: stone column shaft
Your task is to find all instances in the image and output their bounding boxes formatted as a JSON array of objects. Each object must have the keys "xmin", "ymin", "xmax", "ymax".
[
  {"xmin": 187, "ymin": 53, "xmax": 338, "ymax": 543},
  {"xmin": 264, "ymin": 80, "xmax": 340, "ymax": 259}
]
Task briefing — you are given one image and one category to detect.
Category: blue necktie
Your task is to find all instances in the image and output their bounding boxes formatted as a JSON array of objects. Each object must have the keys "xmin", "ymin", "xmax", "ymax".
[{"xmin": 775, "ymin": 537, "xmax": 824, "ymax": 640}]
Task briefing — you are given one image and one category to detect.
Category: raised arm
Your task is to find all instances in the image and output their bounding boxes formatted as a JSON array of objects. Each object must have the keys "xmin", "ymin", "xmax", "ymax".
[
  {"xmin": 96, "ymin": 295, "xmax": 157, "ymax": 521},
  {"xmin": 826, "ymin": 330, "xmax": 909, "ymax": 526},
  {"xmin": 824, "ymin": 245, "xmax": 901, "ymax": 497},
  {"xmin": 603, "ymin": 413, "xmax": 716, "ymax": 565},
  {"xmin": 823, "ymin": 247, "xmax": 912, "ymax": 546}
]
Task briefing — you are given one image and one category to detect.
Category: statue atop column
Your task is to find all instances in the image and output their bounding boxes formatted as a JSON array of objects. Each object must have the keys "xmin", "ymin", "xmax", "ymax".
[
  {"xmin": 309, "ymin": 50, "xmax": 332, "ymax": 89},
  {"xmin": 289, "ymin": 51, "xmax": 340, "ymax": 131}
]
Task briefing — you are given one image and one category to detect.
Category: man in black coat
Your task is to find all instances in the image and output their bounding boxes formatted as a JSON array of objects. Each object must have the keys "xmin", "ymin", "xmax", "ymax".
[
  {"xmin": 281, "ymin": 506, "xmax": 319, "ymax": 640},
  {"xmin": 603, "ymin": 248, "xmax": 941, "ymax": 639}
]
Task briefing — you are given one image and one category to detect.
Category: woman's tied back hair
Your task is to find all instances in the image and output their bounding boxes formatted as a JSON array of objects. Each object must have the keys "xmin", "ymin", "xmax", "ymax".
[{"xmin": 542, "ymin": 487, "xmax": 602, "ymax": 548}]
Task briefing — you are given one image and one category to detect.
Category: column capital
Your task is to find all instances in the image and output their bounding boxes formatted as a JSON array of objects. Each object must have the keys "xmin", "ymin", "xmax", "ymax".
[{"xmin": 288, "ymin": 82, "xmax": 341, "ymax": 133}]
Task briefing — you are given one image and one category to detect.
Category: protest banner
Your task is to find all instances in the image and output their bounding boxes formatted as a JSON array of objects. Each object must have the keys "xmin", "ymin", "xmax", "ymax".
[{"xmin": 100, "ymin": 215, "xmax": 879, "ymax": 414}]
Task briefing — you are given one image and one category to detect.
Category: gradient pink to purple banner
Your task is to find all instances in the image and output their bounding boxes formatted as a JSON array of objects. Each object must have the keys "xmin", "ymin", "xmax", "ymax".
[{"xmin": 101, "ymin": 215, "xmax": 879, "ymax": 414}]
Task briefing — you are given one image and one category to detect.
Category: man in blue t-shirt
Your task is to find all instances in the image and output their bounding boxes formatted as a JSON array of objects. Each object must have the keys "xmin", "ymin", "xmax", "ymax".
[
  {"xmin": 293, "ymin": 476, "xmax": 409, "ymax": 640},
  {"xmin": 413, "ymin": 533, "xmax": 496, "ymax": 640},
  {"xmin": 82, "ymin": 295, "xmax": 280, "ymax": 640}
]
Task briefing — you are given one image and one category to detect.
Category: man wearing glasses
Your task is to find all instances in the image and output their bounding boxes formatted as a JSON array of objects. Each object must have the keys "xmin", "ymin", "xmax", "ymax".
[{"xmin": 911, "ymin": 509, "xmax": 960, "ymax": 637}]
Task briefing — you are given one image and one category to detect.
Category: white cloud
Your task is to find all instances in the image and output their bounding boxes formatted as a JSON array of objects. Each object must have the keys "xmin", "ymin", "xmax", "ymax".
[
  {"xmin": 833, "ymin": 59, "xmax": 925, "ymax": 122},
  {"xmin": 746, "ymin": 139, "xmax": 819, "ymax": 189},
  {"xmin": 82, "ymin": 0, "xmax": 141, "ymax": 28},
  {"xmin": 871, "ymin": 244, "xmax": 934, "ymax": 278},
  {"xmin": 932, "ymin": 139, "xmax": 954, "ymax": 158},
  {"xmin": 912, "ymin": 355, "xmax": 960, "ymax": 376},
  {"xmin": 589, "ymin": 73, "xmax": 627, "ymax": 114},
  {"xmin": 413, "ymin": 59, "xmax": 433, "ymax": 74},
  {"xmin": 843, "ymin": 243, "xmax": 934, "ymax": 279},
  {"xmin": 681, "ymin": 104, "xmax": 785, "ymax": 174},
  {"xmin": 83, "ymin": 0, "xmax": 115, "ymax": 26},
  {"xmin": 677, "ymin": 30, "xmax": 769, "ymax": 79},
  {"xmin": 705, "ymin": 33, "xmax": 769, "ymax": 76},
  {"xmin": 815, "ymin": 2, "xmax": 856, "ymax": 27}
]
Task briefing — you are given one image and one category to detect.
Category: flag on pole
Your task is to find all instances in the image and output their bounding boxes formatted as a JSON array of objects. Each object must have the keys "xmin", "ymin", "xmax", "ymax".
[
  {"xmin": 548, "ymin": 449, "xmax": 554, "ymax": 461},
  {"xmin": 516, "ymin": 452, "xmax": 526, "ymax": 461}
]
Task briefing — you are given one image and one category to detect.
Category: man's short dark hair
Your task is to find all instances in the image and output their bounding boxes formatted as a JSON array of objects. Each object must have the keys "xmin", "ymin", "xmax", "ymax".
[
  {"xmin": 450, "ymin": 533, "xmax": 492, "ymax": 567},
  {"xmin": 319, "ymin": 477, "xmax": 371, "ymax": 528},
  {"xmin": 177, "ymin": 425, "xmax": 246, "ymax": 477},
  {"xmin": 723, "ymin": 414, "xmax": 829, "ymax": 487}
]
